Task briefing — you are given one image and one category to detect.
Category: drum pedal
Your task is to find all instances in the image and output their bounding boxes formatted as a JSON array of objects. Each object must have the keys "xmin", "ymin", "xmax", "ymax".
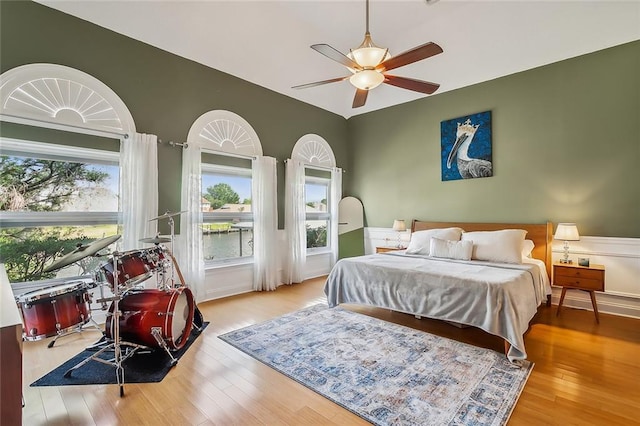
[
  {"xmin": 191, "ymin": 306, "xmax": 204, "ymax": 334},
  {"xmin": 151, "ymin": 327, "xmax": 178, "ymax": 366}
]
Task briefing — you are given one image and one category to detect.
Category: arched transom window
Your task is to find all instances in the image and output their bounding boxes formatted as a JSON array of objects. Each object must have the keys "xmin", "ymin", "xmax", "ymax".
[
  {"xmin": 291, "ymin": 134, "xmax": 335, "ymax": 167},
  {"xmin": 187, "ymin": 110, "xmax": 262, "ymax": 156},
  {"xmin": 0, "ymin": 63, "xmax": 135, "ymax": 138}
]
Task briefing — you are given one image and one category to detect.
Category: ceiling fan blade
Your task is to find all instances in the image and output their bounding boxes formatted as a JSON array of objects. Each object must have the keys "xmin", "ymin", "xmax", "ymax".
[
  {"xmin": 352, "ymin": 89, "xmax": 368, "ymax": 108},
  {"xmin": 376, "ymin": 42, "xmax": 443, "ymax": 72},
  {"xmin": 292, "ymin": 75, "xmax": 350, "ymax": 89},
  {"xmin": 383, "ymin": 74, "xmax": 440, "ymax": 95},
  {"xmin": 311, "ymin": 44, "xmax": 362, "ymax": 71}
]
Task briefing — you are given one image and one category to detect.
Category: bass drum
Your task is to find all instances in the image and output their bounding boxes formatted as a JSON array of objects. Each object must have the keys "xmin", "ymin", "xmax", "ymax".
[
  {"xmin": 17, "ymin": 281, "xmax": 92, "ymax": 341},
  {"xmin": 106, "ymin": 287, "xmax": 194, "ymax": 351}
]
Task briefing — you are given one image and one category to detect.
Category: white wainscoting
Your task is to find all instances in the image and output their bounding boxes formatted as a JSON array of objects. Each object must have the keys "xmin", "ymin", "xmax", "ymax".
[
  {"xmin": 201, "ymin": 230, "xmax": 333, "ymax": 302},
  {"xmin": 365, "ymin": 228, "xmax": 640, "ymax": 319},
  {"xmin": 365, "ymin": 227, "xmax": 411, "ymax": 254},
  {"xmin": 550, "ymin": 236, "xmax": 640, "ymax": 319}
]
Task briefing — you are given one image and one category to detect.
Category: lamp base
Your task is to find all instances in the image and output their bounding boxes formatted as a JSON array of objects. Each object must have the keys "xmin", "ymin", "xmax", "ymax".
[{"xmin": 559, "ymin": 258, "xmax": 573, "ymax": 264}]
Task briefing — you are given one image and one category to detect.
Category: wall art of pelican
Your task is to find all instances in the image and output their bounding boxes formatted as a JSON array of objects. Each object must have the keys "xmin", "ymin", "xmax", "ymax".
[{"xmin": 446, "ymin": 118, "xmax": 493, "ymax": 179}]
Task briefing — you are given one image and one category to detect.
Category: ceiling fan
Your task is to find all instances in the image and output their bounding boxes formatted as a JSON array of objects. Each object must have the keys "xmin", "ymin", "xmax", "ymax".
[{"xmin": 293, "ymin": 0, "xmax": 443, "ymax": 108}]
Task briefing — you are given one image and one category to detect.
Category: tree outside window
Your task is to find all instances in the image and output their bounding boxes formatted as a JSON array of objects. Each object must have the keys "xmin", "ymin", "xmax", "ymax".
[{"xmin": 0, "ymin": 148, "xmax": 119, "ymax": 282}]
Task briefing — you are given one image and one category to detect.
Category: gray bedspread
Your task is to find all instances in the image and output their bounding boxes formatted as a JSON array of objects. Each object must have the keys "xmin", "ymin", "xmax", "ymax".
[{"xmin": 324, "ymin": 252, "xmax": 549, "ymax": 361}]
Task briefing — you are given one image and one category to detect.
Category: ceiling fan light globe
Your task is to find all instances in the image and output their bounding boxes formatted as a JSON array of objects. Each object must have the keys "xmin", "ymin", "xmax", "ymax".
[
  {"xmin": 350, "ymin": 47, "xmax": 390, "ymax": 68},
  {"xmin": 350, "ymin": 70, "xmax": 385, "ymax": 90}
]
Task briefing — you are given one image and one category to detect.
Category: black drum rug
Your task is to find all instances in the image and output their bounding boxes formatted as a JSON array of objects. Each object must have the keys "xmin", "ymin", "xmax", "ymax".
[
  {"xmin": 31, "ymin": 323, "xmax": 208, "ymax": 387},
  {"xmin": 219, "ymin": 305, "xmax": 533, "ymax": 426}
]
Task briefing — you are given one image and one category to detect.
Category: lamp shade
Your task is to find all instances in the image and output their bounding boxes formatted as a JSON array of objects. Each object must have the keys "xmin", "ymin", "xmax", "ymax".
[
  {"xmin": 349, "ymin": 70, "xmax": 385, "ymax": 90},
  {"xmin": 392, "ymin": 219, "xmax": 406, "ymax": 232},
  {"xmin": 554, "ymin": 223, "xmax": 580, "ymax": 241},
  {"xmin": 351, "ymin": 47, "xmax": 389, "ymax": 68}
]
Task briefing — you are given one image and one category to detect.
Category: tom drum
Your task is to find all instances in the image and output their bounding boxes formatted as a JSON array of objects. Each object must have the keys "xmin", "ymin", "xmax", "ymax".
[{"xmin": 98, "ymin": 250, "xmax": 154, "ymax": 290}]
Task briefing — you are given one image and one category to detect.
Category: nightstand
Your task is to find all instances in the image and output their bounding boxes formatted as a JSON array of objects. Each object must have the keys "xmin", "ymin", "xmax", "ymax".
[
  {"xmin": 376, "ymin": 246, "xmax": 403, "ymax": 253},
  {"xmin": 554, "ymin": 262, "xmax": 605, "ymax": 323}
]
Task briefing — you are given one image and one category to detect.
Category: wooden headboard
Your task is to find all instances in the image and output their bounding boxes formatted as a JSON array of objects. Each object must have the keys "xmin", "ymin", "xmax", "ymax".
[{"xmin": 411, "ymin": 220, "xmax": 554, "ymax": 279}]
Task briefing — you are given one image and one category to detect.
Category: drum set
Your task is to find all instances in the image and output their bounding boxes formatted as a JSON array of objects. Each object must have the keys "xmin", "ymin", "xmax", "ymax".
[{"xmin": 14, "ymin": 211, "xmax": 201, "ymax": 397}]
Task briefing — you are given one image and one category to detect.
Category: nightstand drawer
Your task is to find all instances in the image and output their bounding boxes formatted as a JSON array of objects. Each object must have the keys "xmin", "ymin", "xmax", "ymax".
[
  {"xmin": 376, "ymin": 246, "xmax": 402, "ymax": 253},
  {"xmin": 554, "ymin": 266, "xmax": 603, "ymax": 280},
  {"xmin": 554, "ymin": 274, "xmax": 604, "ymax": 291}
]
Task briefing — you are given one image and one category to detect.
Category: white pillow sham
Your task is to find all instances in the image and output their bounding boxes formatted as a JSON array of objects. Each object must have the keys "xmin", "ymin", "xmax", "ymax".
[
  {"xmin": 461, "ymin": 229, "xmax": 527, "ymax": 264},
  {"xmin": 405, "ymin": 227, "xmax": 464, "ymax": 256},
  {"xmin": 522, "ymin": 239, "xmax": 535, "ymax": 258},
  {"xmin": 429, "ymin": 237, "xmax": 473, "ymax": 261}
]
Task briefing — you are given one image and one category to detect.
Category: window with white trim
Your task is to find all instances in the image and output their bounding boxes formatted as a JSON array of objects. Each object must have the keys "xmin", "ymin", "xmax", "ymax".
[
  {"xmin": 305, "ymin": 171, "xmax": 330, "ymax": 250},
  {"xmin": 201, "ymin": 160, "xmax": 254, "ymax": 262},
  {"xmin": 290, "ymin": 134, "xmax": 337, "ymax": 253},
  {"xmin": 0, "ymin": 137, "xmax": 121, "ymax": 282},
  {"xmin": 184, "ymin": 110, "xmax": 263, "ymax": 266}
]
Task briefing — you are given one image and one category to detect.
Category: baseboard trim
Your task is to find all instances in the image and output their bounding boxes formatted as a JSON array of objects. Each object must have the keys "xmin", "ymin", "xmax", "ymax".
[{"xmin": 550, "ymin": 288, "xmax": 640, "ymax": 319}]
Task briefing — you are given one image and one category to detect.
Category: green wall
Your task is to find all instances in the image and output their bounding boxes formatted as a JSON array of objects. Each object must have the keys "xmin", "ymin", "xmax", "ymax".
[
  {"xmin": 2, "ymin": 2, "xmax": 638, "ymax": 239},
  {"xmin": 347, "ymin": 41, "xmax": 640, "ymax": 238},
  {"xmin": 0, "ymin": 1, "xmax": 349, "ymax": 231}
]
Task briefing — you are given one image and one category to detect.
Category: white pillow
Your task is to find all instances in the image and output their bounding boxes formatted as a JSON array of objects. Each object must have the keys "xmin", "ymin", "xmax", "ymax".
[
  {"xmin": 405, "ymin": 227, "xmax": 464, "ymax": 256},
  {"xmin": 429, "ymin": 237, "xmax": 473, "ymax": 261},
  {"xmin": 461, "ymin": 229, "xmax": 527, "ymax": 264},
  {"xmin": 522, "ymin": 239, "xmax": 535, "ymax": 258}
]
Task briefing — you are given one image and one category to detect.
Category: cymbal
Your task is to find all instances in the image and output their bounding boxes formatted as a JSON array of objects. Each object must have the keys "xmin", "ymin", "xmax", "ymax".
[
  {"xmin": 149, "ymin": 210, "xmax": 187, "ymax": 222},
  {"xmin": 139, "ymin": 236, "xmax": 171, "ymax": 244},
  {"xmin": 43, "ymin": 235, "xmax": 121, "ymax": 273}
]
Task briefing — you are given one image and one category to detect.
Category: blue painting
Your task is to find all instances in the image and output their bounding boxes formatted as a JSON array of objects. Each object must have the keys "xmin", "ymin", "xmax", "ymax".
[{"xmin": 441, "ymin": 111, "xmax": 493, "ymax": 181}]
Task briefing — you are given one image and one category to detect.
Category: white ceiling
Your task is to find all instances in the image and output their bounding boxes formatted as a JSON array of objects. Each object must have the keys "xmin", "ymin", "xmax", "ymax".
[{"xmin": 37, "ymin": 0, "xmax": 640, "ymax": 119}]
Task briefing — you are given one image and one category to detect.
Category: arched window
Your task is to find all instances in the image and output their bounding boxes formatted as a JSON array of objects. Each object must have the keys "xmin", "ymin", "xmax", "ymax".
[
  {"xmin": 0, "ymin": 64, "xmax": 145, "ymax": 282},
  {"xmin": 0, "ymin": 63, "xmax": 135, "ymax": 138},
  {"xmin": 181, "ymin": 110, "xmax": 263, "ymax": 264},
  {"xmin": 291, "ymin": 134, "xmax": 337, "ymax": 251},
  {"xmin": 285, "ymin": 134, "xmax": 342, "ymax": 284},
  {"xmin": 181, "ymin": 110, "xmax": 278, "ymax": 297},
  {"xmin": 291, "ymin": 134, "xmax": 336, "ymax": 168}
]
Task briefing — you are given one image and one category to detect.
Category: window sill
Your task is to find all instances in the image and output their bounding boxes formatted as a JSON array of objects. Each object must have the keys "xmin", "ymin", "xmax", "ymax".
[
  {"xmin": 204, "ymin": 256, "xmax": 254, "ymax": 271},
  {"xmin": 307, "ymin": 248, "xmax": 332, "ymax": 256}
]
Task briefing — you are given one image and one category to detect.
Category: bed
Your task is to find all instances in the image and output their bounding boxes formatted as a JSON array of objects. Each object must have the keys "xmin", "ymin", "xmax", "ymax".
[{"xmin": 324, "ymin": 220, "xmax": 553, "ymax": 362}]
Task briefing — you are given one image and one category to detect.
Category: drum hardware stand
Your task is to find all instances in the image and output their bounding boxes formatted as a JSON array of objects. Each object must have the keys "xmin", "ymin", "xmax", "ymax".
[
  {"xmin": 149, "ymin": 211, "xmax": 204, "ymax": 332},
  {"xmin": 62, "ymin": 251, "xmax": 144, "ymax": 397},
  {"xmin": 150, "ymin": 327, "xmax": 179, "ymax": 366},
  {"xmin": 166, "ymin": 214, "xmax": 177, "ymax": 287},
  {"xmin": 47, "ymin": 315, "xmax": 103, "ymax": 348}
]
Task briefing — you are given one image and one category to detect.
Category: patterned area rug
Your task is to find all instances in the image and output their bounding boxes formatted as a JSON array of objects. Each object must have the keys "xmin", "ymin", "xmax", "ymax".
[{"xmin": 219, "ymin": 305, "xmax": 532, "ymax": 426}]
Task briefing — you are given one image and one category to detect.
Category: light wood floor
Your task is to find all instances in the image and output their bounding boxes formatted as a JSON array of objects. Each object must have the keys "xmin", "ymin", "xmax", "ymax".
[{"xmin": 20, "ymin": 277, "xmax": 640, "ymax": 425}]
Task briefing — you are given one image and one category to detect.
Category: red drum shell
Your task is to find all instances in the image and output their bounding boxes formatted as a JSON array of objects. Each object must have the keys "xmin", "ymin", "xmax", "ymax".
[
  {"xmin": 99, "ymin": 250, "xmax": 153, "ymax": 290},
  {"xmin": 105, "ymin": 287, "xmax": 194, "ymax": 351},
  {"xmin": 18, "ymin": 281, "xmax": 91, "ymax": 341}
]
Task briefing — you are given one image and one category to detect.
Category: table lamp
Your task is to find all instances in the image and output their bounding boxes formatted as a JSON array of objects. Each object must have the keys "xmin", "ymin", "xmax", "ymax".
[
  {"xmin": 392, "ymin": 219, "xmax": 406, "ymax": 248},
  {"xmin": 554, "ymin": 223, "xmax": 580, "ymax": 264}
]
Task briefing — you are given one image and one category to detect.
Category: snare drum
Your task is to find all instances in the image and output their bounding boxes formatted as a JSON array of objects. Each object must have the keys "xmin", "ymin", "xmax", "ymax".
[
  {"xmin": 105, "ymin": 286, "xmax": 194, "ymax": 351},
  {"xmin": 17, "ymin": 281, "xmax": 92, "ymax": 341},
  {"xmin": 98, "ymin": 250, "xmax": 154, "ymax": 290}
]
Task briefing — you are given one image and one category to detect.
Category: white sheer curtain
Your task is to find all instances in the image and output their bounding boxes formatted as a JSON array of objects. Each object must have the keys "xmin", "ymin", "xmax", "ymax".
[
  {"xmin": 120, "ymin": 133, "xmax": 158, "ymax": 251},
  {"xmin": 329, "ymin": 167, "xmax": 342, "ymax": 266},
  {"xmin": 252, "ymin": 156, "xmax": 278, "ymax": 291},
  {"xmin": 284, "ymin": 159, "xmax": 307, "ymax": 284},
  {"xmin": 177, "ymin": 144, "xmax": 205, "ymax": 302}
]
